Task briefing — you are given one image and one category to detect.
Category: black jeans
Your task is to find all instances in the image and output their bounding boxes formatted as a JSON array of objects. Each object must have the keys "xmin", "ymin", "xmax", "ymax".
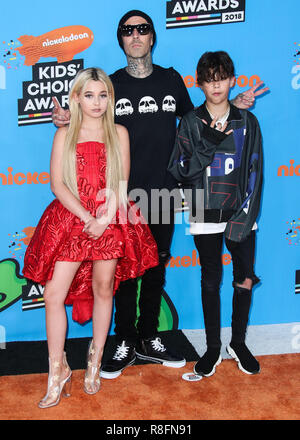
[
  {"xmin": 193, "ymin": 230, "xmax": 258, "ymax": 348},
  {"xmin": 114, "ymin": 212, "xmax": 175, "ymax": 344}
]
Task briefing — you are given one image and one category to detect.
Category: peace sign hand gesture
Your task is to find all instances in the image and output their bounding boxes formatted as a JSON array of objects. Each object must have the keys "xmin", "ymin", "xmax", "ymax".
[
  {"xmin": 233, "ymin": 80, "xmax": 269, "ymax": 109},
  {"xmin": 52, "ymin": 97, "xmax": 70, "ymax": 127}
]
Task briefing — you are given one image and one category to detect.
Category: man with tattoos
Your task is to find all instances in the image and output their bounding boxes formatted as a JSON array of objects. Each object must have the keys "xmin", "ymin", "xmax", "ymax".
[{"xmin": 100, "ymin": 10, "xmax": 193, "ymax": 378}]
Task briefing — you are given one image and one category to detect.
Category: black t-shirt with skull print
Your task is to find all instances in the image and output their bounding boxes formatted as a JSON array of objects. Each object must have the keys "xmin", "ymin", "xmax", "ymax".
[{"xmin": 110, "ymin": 65, "xmax": 193, "ymax": 200}]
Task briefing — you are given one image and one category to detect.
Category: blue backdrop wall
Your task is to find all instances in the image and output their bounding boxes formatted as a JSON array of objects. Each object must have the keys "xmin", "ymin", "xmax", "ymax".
[{"xmin": 0, "ymin": 0, "xmax": 299, "ymax": 343}]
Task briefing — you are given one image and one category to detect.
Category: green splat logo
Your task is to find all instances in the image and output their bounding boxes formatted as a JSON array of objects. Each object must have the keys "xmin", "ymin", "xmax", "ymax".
[
  {"xmin": 0, "ymin": 259, "xmax": 26, "ymax": 312},
  {"xmin": 136, "ymin": 279, "xmax": 178, "ymax": 331},
  {"xmin": 0, "ymin": 258, "xmax": 44, "ymax": 313},
  {"xmin": 158, "ymin": 289, "xmax": 179, "ymax": 331},
  {"xmin": 0, "ymin": 259, "xmax": 179, "ymax": 332}
]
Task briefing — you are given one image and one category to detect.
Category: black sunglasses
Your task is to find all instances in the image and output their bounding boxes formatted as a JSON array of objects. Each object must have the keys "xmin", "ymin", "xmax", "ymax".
[{"xmin": 120, "ymin": 23, "xmax": 152, "ymax": 37}]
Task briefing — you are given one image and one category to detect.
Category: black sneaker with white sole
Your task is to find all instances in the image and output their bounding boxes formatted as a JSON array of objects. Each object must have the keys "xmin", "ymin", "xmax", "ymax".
[
  {"xmin": 193, "ymin": 347, "xmax": 222, "ymax": 377},
  {"xmin": 227, "ymin": 343, "xmax": 260, "ymax": 375},
  {"xmin": 100, "ymin": 340, "xmax": 136, "ymax": 379},
  {"xmin": 136, "ymin": 336, "xmax": 186, "ymax": 368}
]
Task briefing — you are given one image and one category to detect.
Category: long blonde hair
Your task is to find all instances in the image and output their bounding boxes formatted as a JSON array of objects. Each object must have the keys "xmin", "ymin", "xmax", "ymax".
[{"xmin": 62, "ymin": 67, "xmax": 127, "ymax": 207}]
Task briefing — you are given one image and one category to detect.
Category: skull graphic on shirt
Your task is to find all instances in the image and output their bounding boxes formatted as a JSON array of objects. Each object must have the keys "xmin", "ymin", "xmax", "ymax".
[
  {"xmin": 115, "ymin": 98, "xmax": 134, "ymax": 116},
  {"xmin": 162, "ymin": 95, "xmax": 176, "ymax": 112},
  {"xmin": 138, "ymin": 96, "xmax": 158, "ymax": 114}
]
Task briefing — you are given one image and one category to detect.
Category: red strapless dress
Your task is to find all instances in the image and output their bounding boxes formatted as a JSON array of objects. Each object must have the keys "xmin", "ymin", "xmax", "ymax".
[{"xmin": 23, "ymin": 141, "xmax": 158, "ymax": 323}]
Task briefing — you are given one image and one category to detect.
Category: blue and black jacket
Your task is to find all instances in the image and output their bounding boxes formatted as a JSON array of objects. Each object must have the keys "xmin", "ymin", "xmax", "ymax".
[{"xmin": 168, "ymin": 103, "xmax": 263, "ymax": 242}]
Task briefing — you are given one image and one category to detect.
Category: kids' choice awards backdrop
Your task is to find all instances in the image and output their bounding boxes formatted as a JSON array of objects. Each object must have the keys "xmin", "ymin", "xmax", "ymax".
[{"xmin": 0, "ymin": 0, "xmax": 299, "ymax": 349}]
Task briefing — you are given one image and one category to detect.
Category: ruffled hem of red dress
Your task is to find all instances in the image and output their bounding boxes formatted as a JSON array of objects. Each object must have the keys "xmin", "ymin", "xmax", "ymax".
[{"xmin": 23, "ymin": 199, "xmax": 159, "ymax": 324}]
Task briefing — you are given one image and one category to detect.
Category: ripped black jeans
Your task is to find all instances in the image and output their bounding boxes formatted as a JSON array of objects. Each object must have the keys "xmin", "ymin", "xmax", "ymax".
[
  {"xmin": 193, "ymin": 230, "xmax": 259, "ymax": 349},
  {"xmin": 114, "ymin": 212, "xmax": 174, "ymax": 344}
]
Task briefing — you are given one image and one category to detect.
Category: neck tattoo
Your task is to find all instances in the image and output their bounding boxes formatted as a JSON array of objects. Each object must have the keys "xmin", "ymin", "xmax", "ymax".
[{"xmin": 126, "ymin": 53, "xmax": 153, "ymax": 78}]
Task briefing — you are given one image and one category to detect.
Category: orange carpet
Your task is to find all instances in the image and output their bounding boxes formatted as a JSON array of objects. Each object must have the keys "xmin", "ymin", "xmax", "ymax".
[{"xmin": 1, "ymin": 353, "xmax": 299, "ymax": 420}]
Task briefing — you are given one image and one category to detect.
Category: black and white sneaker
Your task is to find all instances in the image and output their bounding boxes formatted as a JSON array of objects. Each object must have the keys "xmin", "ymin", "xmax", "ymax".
[
  {"xmin": 193, "ymin": 347, "xmax": 222, "ymax": 377},
  {"xmin": 100, "ymin": 340, "xmax": 136, "ymax": 379},
  {"xmin": 136, "ymin": 336, "xmax": 186, "ymax": 368},
  {"xmin": 226, "ymin": 343, "xmax": 260, "ymax": 375}
]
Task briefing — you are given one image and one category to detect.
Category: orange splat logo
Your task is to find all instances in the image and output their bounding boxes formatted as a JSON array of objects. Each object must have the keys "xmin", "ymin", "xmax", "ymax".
[
  {"xmin": 16, "ymin": 25, "xmax": 94, "ymax": 66},
  {"xmin": 8, "ymin": 226, "xmax": 36, "ymax": 261},
  {"xmin": 20, "ymin": 227, "xmax": 36, "ymax": 246}
]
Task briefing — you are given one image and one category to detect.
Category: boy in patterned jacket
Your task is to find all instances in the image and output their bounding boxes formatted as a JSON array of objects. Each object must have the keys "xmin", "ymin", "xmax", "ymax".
[{"xmin": 168, "ymin": 51, "xmax": 263, "ymax": 376}]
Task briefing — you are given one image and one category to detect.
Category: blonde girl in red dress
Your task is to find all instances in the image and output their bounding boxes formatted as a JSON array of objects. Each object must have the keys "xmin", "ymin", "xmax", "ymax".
[{"xmin": 23, "ymin": 68, "xmax": 158, "ymax": 408}]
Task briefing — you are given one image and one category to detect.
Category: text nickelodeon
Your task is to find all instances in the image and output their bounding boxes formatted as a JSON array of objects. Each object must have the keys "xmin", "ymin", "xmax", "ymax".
[{"xmin": 42, "ymin": 33, "xmax": 89, "ymax": 47}]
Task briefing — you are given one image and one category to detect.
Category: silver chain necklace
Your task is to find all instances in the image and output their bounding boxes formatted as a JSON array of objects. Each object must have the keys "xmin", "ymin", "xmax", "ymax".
[{"xmin": 205, "ymin": 104, "xmax": 230, "ymax": 131}]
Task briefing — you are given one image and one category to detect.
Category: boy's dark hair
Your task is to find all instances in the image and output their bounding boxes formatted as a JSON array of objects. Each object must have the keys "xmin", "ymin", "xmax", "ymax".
[{"xmin": 196, "ymin": 51, "xmax": 235, "ymax": 85}]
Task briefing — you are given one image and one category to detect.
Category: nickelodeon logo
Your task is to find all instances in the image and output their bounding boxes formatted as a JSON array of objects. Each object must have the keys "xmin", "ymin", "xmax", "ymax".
[
  {"xmin": 182, "ymin": 73, "xmax": 261, "ymax": 89},
  {"xmin": 0, "ymin": 167, "xmax": 50, "ymax": 185},
  {"xmin": 16, "ymin": 25, "xmax": 94, "ymax": 66},
  {"xmin": 277, "ymin": 160, "xmax": 300, "ymax": 177},
  {"xmin": 166, "ymin": 250, "xmax": 232, "ymax": 268},
  {"xmin": 42, "ymin": 33, "xmax": 89, "ymax": 48}
]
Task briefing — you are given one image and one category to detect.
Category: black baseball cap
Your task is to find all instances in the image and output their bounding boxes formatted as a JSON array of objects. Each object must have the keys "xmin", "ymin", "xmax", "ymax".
[{"xmin": 117, "ymin": 9, "xmax": 156, "ymax": 51}]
